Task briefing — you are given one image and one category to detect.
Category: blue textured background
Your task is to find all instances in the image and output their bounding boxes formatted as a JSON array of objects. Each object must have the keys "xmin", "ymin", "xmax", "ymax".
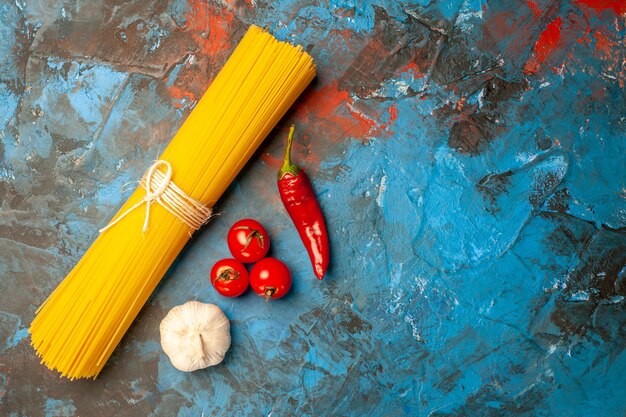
[{"xmin": 1, "ymin": 0, "xmax": 625, "ymax": 416}]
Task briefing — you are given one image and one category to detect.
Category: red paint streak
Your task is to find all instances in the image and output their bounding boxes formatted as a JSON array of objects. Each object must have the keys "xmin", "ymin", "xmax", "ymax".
[
  {"xmin": 377, "ymin": 105, "xmax": 399, "ymax": 133},
  {"xmin": 386, "ymin": 105, "xmax": 399, "ymax": 133},
  {"xmin": 207, "ymin": 10, "xmax": 234, "ymax": 54},
  {"xmin": 400, "ymin": 61, "xmax": 426, "ymax": 78},
  {"xmin": 575, "ymin": 26, "xmax": 607, "ymax": 52},
  {"xmin": 185, "ymin": 0, "xmax": 210, "ymax": 32},
  {"xmin": 346, "ymin": 104, "xmax": 377, "ymax": 133},
  {"xmin": 575, "ymin": 0, "xmax": 626, "ymax": 14},
  {"xmin": 185, "ymin": 0, "xmax": 234, "ymax": 55},
  {"xmin": 533, "ymin": 17, "xmax": 563, "ymax": 63},
  {"xmin": 388, "ymin": 105, "xmax": 398, "ymax": 124},
  {"xmin": 168, "ymin": 85, "xmax": 196, "ymax": 108},
  {"xmin": 594, "ymin": 30, "xmax": 612, "ymax": 56},
  {"xmin": 297, "ymin": 81, "xmax": 378, "ymax": 140},
  {"xmin": 527, "ymin": 0, "xmax": 543, "ymax": 17},
  {"xmin": 524, "ymin": 17, "xmax": 563, "ymax": 75}
]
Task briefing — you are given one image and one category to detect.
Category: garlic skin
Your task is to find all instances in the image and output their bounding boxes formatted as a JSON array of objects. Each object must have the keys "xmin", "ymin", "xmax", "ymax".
[{"xmin": 159, "ymin": 301, "xmax": 231, "ymax": 372}]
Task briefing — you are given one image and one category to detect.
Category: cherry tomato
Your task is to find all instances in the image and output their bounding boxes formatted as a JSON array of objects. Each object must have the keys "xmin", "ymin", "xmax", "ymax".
[
  {"xmin": 250, "ymin": 257, "xmax": 292, "ymax": 300},
  {"xmin": 211, "ymin": 258, "xmax": 249, "ymax": 297},
  {"xmin": 227, "ymin": 219, "xmax": 270, "ymax": 263}
]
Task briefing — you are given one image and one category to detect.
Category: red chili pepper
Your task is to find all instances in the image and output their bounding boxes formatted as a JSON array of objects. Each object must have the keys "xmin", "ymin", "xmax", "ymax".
[{"xmin": 277, "ymin": 125, "xmax": 330, "ymax": 280}]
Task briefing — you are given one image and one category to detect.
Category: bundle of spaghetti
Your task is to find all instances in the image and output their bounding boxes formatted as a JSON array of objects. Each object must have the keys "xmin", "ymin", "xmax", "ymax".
[{"xmin": 29, "ymin": 25, "xmax": 316, "ymax": 380}]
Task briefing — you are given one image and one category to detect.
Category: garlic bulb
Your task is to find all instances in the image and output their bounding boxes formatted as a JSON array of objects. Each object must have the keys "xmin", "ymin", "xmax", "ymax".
[{"xmin": 159, "ymin": 301, "xmax": 231, "ymax": 372}]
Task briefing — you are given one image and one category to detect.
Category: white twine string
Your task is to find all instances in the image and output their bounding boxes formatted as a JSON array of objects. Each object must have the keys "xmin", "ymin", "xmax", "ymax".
[{"xmin": 99, "ymin": 160, "xmax": 212, "ymax": 234}]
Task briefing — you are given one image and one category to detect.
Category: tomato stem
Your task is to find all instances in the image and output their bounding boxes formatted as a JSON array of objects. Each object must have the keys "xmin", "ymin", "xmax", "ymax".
[
  {"xmin": 217, "ymin": 269, "xmax": 239, "ymax": 282},
  {"xmin": 278, "ymin": 125, "xmax": 300, "ymax": 180},
  {"xmin": 234, "ymin": 226, "xmax": 265, "ymax": 249},
  {"xmin": 264, "ymin": 287, "xmax": 276, "ymax": 301}
]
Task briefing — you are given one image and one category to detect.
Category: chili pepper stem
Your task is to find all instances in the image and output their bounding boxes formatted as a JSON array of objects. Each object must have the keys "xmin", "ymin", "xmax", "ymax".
[{"xmin": 278, "ymin": 125, "xmax": 301, "ymax": 180}]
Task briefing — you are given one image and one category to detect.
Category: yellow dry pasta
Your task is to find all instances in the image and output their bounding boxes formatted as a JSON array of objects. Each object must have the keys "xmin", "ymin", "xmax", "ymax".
[{"xmin": 29, "ymin": 25, "xmax": 316, "ymax": 380}]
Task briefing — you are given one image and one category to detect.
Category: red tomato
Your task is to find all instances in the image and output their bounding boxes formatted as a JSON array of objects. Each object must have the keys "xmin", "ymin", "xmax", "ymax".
[
  {"xmin": 227, "ymin": 219, "xmax": 270, "ymax": 263},
  {"xmin": 250, "ymin": 257, "xmax": 292, "ymax": 300},
  {"xmin": 211, "ymin": 258, "xmax": 249, "ymax": 297}
]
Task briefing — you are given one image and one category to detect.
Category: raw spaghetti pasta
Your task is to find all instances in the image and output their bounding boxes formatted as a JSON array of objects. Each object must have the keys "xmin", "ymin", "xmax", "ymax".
[{"xmin": 29, "ymin": 25, "xmax": 316, "ymax": 379}]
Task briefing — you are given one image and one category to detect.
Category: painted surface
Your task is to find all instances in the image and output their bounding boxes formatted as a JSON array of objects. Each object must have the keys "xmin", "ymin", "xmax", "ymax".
[{"xmin": 0, "ymin": 0, "xmax": 625, "ymax": 415}]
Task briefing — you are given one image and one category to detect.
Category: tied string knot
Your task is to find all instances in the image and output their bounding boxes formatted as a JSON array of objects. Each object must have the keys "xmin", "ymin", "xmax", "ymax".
[{"xmin": 99, "ymin": 160, "xmax": 212, "ymax": 234}]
